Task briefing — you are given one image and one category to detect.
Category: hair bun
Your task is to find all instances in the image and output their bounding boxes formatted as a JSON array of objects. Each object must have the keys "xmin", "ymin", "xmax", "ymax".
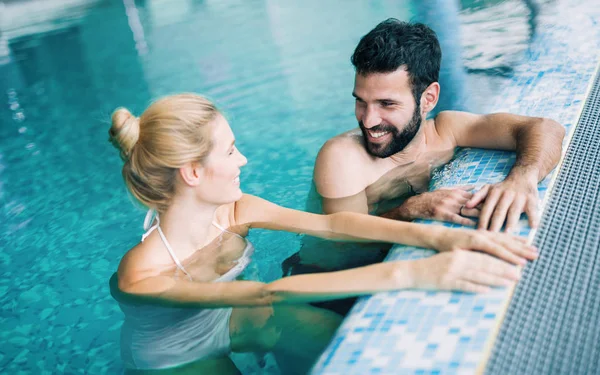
[{"xmin": 109, "ymin": 108, "xmax": 140, "ymax": 160}]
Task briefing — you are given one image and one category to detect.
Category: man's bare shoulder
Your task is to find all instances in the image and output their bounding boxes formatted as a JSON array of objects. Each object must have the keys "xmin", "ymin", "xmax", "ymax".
[
  {"xmin": 434, "ymin": 110, "xmax": 464, "ymax": 131},
  {"xmin": 313, "ymin": 131, "xmax": 372, "ymax": 199},
  {"xmin": 319, "ymin": 131, "xmax": 367, "ymax": 162},
  {"xmin": 433, "ymin": 110, "xmax": 480, "ymax": 145}
]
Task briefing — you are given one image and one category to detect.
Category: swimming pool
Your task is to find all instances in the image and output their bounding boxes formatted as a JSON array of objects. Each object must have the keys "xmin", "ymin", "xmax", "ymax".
[{"xmin": 0, "ymin": 0, "xmax": 546, "ymax": 373}]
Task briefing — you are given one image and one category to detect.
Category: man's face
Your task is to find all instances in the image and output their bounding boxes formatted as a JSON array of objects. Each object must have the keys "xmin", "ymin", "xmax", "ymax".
[{"xmin": 353, "ymin": 69, "xmax": 422, "ymax": 158}]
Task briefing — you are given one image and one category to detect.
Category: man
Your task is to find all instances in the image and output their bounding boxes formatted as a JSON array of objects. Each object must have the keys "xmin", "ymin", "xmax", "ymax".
[
  {"xmin": 314, "ymin": 18, "xmax": 564, "ymax": 233},
  {"xmin": 283, "ymin": 19, "xmax": 564, "ymax": 282}
]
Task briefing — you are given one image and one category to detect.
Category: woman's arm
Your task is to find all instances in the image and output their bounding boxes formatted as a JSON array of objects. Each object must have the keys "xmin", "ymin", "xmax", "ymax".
[
  {"xmin": 115, "ymin": 248, "xmax": 523, "ymax": 308},
  {"xmin": 113, "ymin": 247, "xmax": 521, "ymax": 308},
  {"xmin": 235, "ymin": 194, "xmax": 437, "ymax": 244},
  {"xmin": 234, "ymin": 194, "xmax": 537, "ymax": 265},
  {"xmin": 113, "ymin": 261, "xmax": 412, "ymax": 308}
]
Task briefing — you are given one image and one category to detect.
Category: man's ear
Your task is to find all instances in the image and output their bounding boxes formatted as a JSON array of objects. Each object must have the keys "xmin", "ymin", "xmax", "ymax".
[
  {"xmin": 419, "ymin": 82, "xmax": 440, "ymax": 115},
  {"xmin": 179, "ymin": 162, "xmax": 203, "ymax": 187}
]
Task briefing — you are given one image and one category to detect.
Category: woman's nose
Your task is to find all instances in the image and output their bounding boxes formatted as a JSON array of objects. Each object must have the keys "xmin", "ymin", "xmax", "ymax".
[{"xmin": 238, "ymin": 152, "xmax": 248, "ymax": 167}]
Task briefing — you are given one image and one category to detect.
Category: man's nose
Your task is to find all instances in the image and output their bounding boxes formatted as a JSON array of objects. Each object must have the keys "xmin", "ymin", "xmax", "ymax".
[{"xmin": 362, "ymin": 106, "xmax": 381, "ymax": 128}]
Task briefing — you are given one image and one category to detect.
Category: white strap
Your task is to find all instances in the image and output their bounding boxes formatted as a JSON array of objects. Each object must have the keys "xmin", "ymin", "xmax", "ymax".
[
  {"xmin": 211, "ymin": 221, "xmax": 242, "ymax": 238},
  {"xmin": 140, "ymin": 209, "xmax": 192, "ymax": 281},
  {"xmin": 157, "ymin": 226, "xmax": 193, "ymax": 281},
  {"xmin": 211, "ymin": 221, "xmax": 228, "ymax": 232},
  {"xmin": 141, "ymin": 209, "xmax": 159, "ymax": 242}
]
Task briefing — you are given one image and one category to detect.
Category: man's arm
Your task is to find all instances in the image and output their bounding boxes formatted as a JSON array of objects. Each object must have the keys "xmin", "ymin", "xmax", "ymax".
[
  {"xmin": 380, "ymin": 186, "xmax": 481, "ymax": 226},
  {"xmin": 437, "ymin": 111, "xmax": 565, "ymax": 232},
  {"xmin": 315, "ymin": 135, "xmax": 481, "ymax": 226},
  {"xmin": 313, "ymin": 137, "xmax": 371, "ymax": 215}
]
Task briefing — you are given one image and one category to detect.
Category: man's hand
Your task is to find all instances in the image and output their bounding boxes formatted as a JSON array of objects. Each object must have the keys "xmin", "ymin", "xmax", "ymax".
[
  {"xmin": 397, "ymin": 186, "xmax": 481, "ymax": 226},
  {"xmin": 465, "ymin": 175, "xmax": 540, "ymax": 232}
]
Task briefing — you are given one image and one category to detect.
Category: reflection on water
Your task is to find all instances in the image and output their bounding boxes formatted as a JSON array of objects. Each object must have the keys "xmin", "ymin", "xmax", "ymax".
[
  {"xmin": 0, "ymin": 0, "xmax": 555, "ymax": 373},
  {"xmin": 0, "ymin": 0, "xmax": 103, "ymax": 42},
  {"xmin": 460, "ymin": 0, "xmax": 538, "ymax": 75}
]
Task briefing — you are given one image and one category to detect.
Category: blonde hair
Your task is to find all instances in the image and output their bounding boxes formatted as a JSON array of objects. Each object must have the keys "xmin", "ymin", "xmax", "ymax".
[{"xmin": 108, "ymin": 94, "xmax": 218, "ymax": 212}]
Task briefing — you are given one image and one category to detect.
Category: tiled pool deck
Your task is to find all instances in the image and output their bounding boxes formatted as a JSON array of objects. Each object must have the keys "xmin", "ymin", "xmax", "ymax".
[{"xmin": 312, "ymin": 1, "xmax": 600, "ymax": 374}]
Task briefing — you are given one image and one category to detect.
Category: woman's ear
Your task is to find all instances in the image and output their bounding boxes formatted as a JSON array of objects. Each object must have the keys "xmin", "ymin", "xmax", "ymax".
[{"xmin": 179, "ymin": 162, "xmax": 203, "ymax": 186}]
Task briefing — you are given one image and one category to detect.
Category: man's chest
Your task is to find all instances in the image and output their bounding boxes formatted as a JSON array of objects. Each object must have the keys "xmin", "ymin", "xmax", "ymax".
[{"xmin": 364, "ymin": 148, "xmax": 455, "ymax": 209}]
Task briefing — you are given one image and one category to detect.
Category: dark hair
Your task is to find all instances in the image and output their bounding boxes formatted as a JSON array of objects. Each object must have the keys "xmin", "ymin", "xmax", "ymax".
[{"xmin": 351, "ymin": 19, "xmax": 441, "ymax": 102}]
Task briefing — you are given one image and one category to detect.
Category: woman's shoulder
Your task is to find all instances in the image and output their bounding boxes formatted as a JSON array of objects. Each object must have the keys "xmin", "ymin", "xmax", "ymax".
[
  {"xmin": 115, "ymin": 237, "xmax": 174, "ymax": 293},
  {"xmin": 216, "ymin": 199, "xmax": 250, "ymax": 236}
]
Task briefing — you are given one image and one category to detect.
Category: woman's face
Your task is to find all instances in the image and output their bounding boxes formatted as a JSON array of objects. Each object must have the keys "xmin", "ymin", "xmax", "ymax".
[{"xmin": 198, "ymin": 114, "xmax": 247, "ymax": 205}]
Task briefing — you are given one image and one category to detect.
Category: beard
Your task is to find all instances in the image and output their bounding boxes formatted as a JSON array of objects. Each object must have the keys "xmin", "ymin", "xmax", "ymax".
[{"xmin": 359, "ymin": 105, "xmax": 422, "ymax": 158}]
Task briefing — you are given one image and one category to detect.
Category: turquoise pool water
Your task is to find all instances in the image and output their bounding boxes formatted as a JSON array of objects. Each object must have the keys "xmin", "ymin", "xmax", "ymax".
[{"xmin": 0, "ymin": 0, "xmax": 541, "ymax": 373}]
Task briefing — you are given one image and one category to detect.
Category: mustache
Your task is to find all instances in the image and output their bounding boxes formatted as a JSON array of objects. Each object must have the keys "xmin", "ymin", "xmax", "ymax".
[{"xmin": 358, "ymin": 122, "xmax": 397, "ymax": 134}]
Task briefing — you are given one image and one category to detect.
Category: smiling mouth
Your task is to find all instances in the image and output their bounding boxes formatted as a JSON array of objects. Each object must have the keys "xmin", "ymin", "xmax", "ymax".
[{"xmin": 367, "ymin": 129, "xmax": 391, "ymax": 141}]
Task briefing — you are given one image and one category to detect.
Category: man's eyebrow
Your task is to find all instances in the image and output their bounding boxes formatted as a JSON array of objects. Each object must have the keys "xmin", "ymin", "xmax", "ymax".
[
  {"xmin": 353, "ymin": 92, "xmax": 400, "ymax": 104},
  {"xmin": 352, "ymin": 93, "xmax": 402, "ymax": 104},
  {"xmin": 377, "ymin": 98, "xmax": 399, "ymax": 104}
]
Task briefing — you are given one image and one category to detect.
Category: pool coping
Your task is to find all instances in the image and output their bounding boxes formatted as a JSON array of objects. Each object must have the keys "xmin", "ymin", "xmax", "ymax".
[{"xmin": 475, "ymin": 57, "xmax": 600, "ymax": 375}]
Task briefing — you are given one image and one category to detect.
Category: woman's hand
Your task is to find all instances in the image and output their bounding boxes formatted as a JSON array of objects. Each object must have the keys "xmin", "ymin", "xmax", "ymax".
[
  {"xmin": 406, "ymin": 250, "xmax": 522, "ymax": 293},
  {"xmin": 432, "ymin": 227, "xmax": 538, "ymax": 265}
]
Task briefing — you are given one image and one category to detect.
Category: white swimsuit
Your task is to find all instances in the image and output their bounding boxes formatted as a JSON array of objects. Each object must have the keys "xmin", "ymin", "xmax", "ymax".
[{"xmin": 112, "ymin": 210, "xmax": 255, "ymax": 370}]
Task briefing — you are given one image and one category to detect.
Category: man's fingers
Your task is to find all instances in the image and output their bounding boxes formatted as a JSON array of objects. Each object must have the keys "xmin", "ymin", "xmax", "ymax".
[
  {"xmin": 441, "ymin": 185, "xmax": 475, "ymax": 192},
  {"xmin": 457, "ymin": 185, "xmax": 477, "ymax": 197},
  {"xmin": 478, "ymin": 189, "xmax": 501, "ymax": 230},
  {"xmin": 438, "ymin": 188, "xmax": 472, "ymax": 200},
  {"xmin": 461, "ymin": 207, "xmax": 481, "ymax": 218},
  {"xmin": 457, "ymin": 190, "xmax": 474, "ymax": 200},
  {"xmin": 466, "ymin": 185, "xmax": 489, "ymax": 208},
  {"xmin": 504, "ymin": 197, "xmax": 526, "ymax": 233},
  {"xmin": 525, "ymin": 199, "xmax": 540, "ymax": 228},
  {"xmin": 489, "ymin": 194, "xmax": 515, "ymax": 232},
  {"xmin": 448, "ymin": 214, "xmax": 477, "ymax": 227}
]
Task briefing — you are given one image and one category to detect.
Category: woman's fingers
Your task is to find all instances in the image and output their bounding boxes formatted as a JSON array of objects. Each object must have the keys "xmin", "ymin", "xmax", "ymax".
[
  {"xmin": 463, "ymin": 269, "xmax": 515, "ymax": 288},
  {"xmin": 454, "ymin": 280, "xmax": 491, "ymax": 294},
  {"xmin": 473, "ymin": 237, "xmax": 528, "ymax": 265},
  {"xmin": 491, "ymin": 233, "xmax": 538, "ymax": 260}
]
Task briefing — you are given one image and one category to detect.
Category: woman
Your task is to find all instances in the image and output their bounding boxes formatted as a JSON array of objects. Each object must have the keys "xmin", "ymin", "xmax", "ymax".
[{"xmin": 108, "ymin": 94, "xmax": 536, "ymax": 374}]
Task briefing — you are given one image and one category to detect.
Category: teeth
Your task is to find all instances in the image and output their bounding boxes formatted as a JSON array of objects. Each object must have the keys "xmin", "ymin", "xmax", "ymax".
[
  {"xmin": 369, "ymin": 130, "xmax": 389, "ymax": 138},
  {"xmin": 234, "ymin": 177, "xmax": 240, "ymax": 183}
]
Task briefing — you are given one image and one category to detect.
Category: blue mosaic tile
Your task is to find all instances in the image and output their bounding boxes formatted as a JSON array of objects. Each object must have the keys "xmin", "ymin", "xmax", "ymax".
[{"xmin": 312, "ymin": 1, "xmax": 600, "ymax": 374}]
